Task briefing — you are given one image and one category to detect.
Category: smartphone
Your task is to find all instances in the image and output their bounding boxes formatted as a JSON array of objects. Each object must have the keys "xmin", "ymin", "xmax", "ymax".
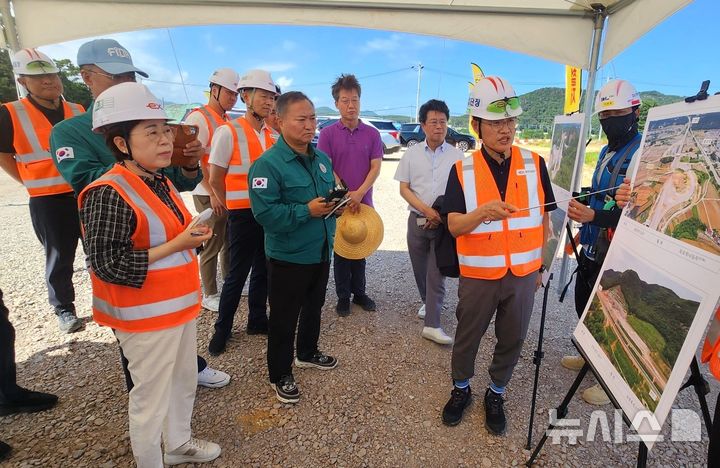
[
  {"xmin": 325, "ymin": 188, "xmax": 348, "ymax": 203},
  {"xmin": 170, "ymin": 123, "xmax": 199, "ymax": 166}
]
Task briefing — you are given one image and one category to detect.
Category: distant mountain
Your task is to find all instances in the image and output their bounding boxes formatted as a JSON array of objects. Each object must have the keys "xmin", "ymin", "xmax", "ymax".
[{"xmin": 600, "ymin": 268, "xmax": 699, "ymax": 364}]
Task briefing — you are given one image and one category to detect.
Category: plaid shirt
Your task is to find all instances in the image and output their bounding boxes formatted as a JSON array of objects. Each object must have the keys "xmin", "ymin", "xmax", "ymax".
[{"xmin": 79, "ymin": 174, "xmax": 186, "ymax": 288}]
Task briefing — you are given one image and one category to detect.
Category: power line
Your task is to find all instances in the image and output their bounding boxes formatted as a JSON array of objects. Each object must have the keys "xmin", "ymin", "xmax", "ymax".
[{"xmin": 294, "ymin": 67, "xmax": 412, "ymax": 87}]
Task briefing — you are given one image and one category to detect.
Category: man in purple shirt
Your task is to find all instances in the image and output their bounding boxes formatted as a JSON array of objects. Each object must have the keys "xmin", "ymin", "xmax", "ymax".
[{"xmin": 317, "ymin": 74, "xmax": 383, "ymax": 316}]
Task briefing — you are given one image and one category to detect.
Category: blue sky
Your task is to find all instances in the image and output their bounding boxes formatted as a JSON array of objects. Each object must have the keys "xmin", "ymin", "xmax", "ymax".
[{"xmin": 41, "ymin": 0, "xmax": 717, "ymax": 117}]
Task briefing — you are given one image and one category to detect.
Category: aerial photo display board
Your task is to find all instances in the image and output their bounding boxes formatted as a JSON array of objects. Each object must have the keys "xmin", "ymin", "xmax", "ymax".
[
  {"xmin": 541, "ymin": 113, "xmax": 585, "ymax": 283},
  {"xmin": 574, "ymin": 96, "xmax": 720, "ymax": 449}
]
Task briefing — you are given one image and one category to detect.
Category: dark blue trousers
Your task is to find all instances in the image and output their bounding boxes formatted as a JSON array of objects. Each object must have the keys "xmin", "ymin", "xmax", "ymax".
[{"xmin": 214, "ymin": 208, "xmax": 268, "ymax": 338}]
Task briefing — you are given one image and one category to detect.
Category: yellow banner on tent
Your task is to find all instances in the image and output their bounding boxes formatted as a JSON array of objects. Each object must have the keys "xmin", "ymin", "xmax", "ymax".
[
  {"xmin": 468, "ymin": 62, "xmax": 485, "ymax": 139},
  {"xmin": 564, "ymin": 66, "xmax": 582, "ymax": 114}
]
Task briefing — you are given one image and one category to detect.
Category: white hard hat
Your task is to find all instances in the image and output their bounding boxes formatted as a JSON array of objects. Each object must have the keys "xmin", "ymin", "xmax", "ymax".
[
  {"xmin": 12, "ymin": 48, "xmax": 59, "ymax": 75},
  {"xmin": 92, "ymin": 82, "xmax": 168, "ymax": 133},
  {"xmin": 238, "ymin": 69, "xmax": 277, "ymax": 94},
  {"xmin": 209, "ymin": 68, "xmax": 240, "ymax": 91},
  {"xmin": 467, "ymin": 76, "xmax": 523, "ymax": 120},
  {"xmin": 594, "ymin": 79, "xmax": 641, "ymax": 114}
]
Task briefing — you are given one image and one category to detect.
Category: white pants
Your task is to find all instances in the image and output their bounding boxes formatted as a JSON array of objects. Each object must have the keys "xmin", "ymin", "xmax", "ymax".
[{"xmin": 115, "ymin": 320, "xmax": 198, "ymax": 468}]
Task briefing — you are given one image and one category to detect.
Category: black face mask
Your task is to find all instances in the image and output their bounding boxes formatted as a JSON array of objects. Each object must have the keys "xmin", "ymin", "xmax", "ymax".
[{"xmin": 600, "ymin": 112, "xmax": 638, "ymax": 151}]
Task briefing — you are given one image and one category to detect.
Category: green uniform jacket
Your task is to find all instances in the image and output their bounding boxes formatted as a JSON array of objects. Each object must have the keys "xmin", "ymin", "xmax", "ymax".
[
  {"xmin": 248, "ymin": 136, "xmax": 336, "ymax": 264},
  {"xmin": 49, "ymin": 106, "xmax": 202, "ymax": 194}
]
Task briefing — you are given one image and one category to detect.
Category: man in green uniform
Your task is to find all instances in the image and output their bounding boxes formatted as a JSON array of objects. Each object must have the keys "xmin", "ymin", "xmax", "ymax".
[{"xmin": 248, "ymin": 91, "xmax": 340, "ymax": 404}]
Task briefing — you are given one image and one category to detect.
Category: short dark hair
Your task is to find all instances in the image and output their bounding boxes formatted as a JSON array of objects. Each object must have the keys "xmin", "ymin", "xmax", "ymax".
[
  {"xmin": 331, "ymin": 74, "xmax": 361, "ymax": 102},
  {"xmin": 103, "ymin": 120, "xmax": 142, "ymax": 162},
  {"xmin": 276, "ymin": 91, "xmax": 313, "ymax": 118},
  {"xmin": 419, "ymin": 99, "xmax": 450, "ymax": 124}
]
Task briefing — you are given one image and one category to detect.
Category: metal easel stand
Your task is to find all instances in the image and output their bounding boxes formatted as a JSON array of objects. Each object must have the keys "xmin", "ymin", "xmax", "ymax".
[{"xmin": 526, "ymin": 272, "xmax": 553, "ymax": 449}]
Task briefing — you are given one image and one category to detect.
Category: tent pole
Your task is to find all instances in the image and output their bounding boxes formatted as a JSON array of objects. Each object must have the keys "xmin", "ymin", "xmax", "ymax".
[
  {"xmin": 558, "ymin": 3, "xmax": 607, "ymax": 293},
  {"xmin": 0, "ymin": 0, "xmax": 20, "ymax": 51},
  {"xmin": 0, "ymin": 0, "xmax": 24, "ymax": 100}
]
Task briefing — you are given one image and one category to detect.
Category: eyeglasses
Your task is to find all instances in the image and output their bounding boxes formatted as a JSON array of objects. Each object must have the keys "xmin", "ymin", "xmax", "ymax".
[
  {"xmin": 84, "ymin": 68, "xmax": 137, "ymax": 82},
  {"xmin": 425, "ymin": 119, "xmax": 447, "ymax": 127},
  {"xmin": 483, "ymin": 118, "xmax": 517, "ymax": 131},
  {"xmin": 486, "ymin": 97, "xmax": 521, "ymax": 114},
  {"xmin": 130, "ymin": 125, "xmax": 177, "ymax": 143},
  {"xmin": 338, "ymin": 98, "xmax": 359, "ymax": 106}
]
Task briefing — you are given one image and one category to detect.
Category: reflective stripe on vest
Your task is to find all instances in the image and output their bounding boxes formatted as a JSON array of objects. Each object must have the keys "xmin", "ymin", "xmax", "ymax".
[
  {"xmin": 189, "ymin": 105, "xmax": 225, "ymax": 166},
  {"xmin": 7, "ymin": 99, "xmax": 82, "ymax": 196},
  {"xmin": 225, "ymin": 118, "xmax": 274, "ymax": 210},
  {"xmin": 701, "ymin": 306, "xmax": 720, "ymax": 381},
  {"xmin": 78, "ymin": 164, "xmax": 200, "ymax": 333},
  {"xmin": 456, "ymin": 146, "xmax": 545, "ymax": 280}
]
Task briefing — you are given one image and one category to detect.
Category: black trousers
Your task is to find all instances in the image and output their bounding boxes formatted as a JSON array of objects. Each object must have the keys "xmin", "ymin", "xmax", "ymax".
[
  {"xmin": 333, "ymin": 253, "xmax": 366, "ymax": 300},
  {"xmin": 573, "ymin": 249, "xmax": 602, "ymax": 319},
  {"xmin": 267, "ymin": 259, "xmax": 329, "ymax": 383},
  {"xmin": 28, "ymin": 193, "xmax": 80, "ymax": 310},
  {"xmin": 710, "ymin": 391, "xmax": 720, "ymax": 468},
  {"xmin": 214, "ymin": 209, "xmax": 268, "ymax": 338},
  {"xmin": 0, "ymin": 288, "xmax": 22, "ymax": 402}
]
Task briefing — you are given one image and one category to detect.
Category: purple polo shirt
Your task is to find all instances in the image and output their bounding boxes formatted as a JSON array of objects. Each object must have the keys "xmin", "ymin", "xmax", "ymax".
[{"xmin": 317, "ymin": 120, "xmax": 383, "ymax": 206}]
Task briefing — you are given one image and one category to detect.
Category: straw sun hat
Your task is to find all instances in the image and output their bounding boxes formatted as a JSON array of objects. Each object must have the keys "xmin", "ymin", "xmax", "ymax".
[{"xmin": 333, "ymin": 204, "xmax": 384, "ymax": 260}]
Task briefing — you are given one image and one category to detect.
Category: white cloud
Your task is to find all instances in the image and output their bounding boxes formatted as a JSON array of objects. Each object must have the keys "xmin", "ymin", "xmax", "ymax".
[
  {"xmin": 254, "ymin": 62, "xmax": 296, "ymax": 73},
  {"xmin": 361, "ymin": 33, "xmax": 431, "ymax": 59},
  {"xmin": 39, "ymin": 30, "xmax": 202, "ymax": 104},
  {"xmin": 275, "ymin": 76, "xmax": 294, "ymax": 89},
  {"xmin": 203, "ymin": 33, "xmax": 226, "ymax": 55},
  {"xmin": 281, "ymin": 40, "xmax": 297, "ymax": 52}
]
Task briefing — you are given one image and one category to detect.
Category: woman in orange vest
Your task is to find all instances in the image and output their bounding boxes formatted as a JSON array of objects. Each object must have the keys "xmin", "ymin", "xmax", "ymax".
[{"xmin": 78, "ymin": 82, "xmax": 221, "ymax": 467}]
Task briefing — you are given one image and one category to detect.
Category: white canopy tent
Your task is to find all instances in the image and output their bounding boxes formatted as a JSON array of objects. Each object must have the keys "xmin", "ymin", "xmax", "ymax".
[
  {"xmin": 0, "ymin": 0, "xmax": 693, "ymax": 284},
  {"xmin": 0, "ymin": 0, "xmax": 690, "ymax": 69}
]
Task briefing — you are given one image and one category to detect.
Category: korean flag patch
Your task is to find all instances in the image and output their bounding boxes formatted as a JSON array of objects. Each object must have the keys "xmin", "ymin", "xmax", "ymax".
[
  {"xmin": 55, "ymin": 147, "xmax": 74, "ymax": 163},
  {"xmin": 252, "ymin": 177, "xmax": 268, "ymax": 189}
]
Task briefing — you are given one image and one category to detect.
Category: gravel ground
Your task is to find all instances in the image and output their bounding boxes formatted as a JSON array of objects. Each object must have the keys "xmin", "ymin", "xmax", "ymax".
[{"xmin": 0, "ymin": 151, "xmax": 716, "ymax": 467}]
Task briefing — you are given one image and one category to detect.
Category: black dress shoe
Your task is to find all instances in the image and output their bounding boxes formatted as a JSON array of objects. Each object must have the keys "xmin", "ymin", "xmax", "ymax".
[
  {"xmin": 247, "ymin": 322, "xmax": 269, "ymax": 335},
  {"xmin": 336, "ymin": 298, "xmax": 351, "ymax": 317},
  {"xmin": 208, "ymin": 333, "xmax": 228, "ymax": 356},
  {"xmin": 0, "ymin": 388, "xmax": 58, "ymax": 416},
  {"xmin": 0, "ymin": 440, "xmax": 11, "ymax": 461},
  {"xmin": 352, "ymin": 294, "xmax": 377, "ymax": 312}
]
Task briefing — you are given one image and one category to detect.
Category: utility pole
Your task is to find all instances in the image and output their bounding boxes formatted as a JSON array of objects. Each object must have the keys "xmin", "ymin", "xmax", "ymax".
[{"xmin": 412, "ymin": 62, "xmax": 423, "ymax": 122}]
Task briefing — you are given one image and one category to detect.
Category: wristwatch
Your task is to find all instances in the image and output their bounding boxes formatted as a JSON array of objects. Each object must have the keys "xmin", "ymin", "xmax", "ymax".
[{"xmin": 182, "ymin": 162, "xmax": 200, "ymax": 172}]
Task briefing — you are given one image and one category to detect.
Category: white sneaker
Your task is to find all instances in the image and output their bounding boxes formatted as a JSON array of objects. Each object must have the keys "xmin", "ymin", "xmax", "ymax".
[
  {"xmin": 417, "ymin": 304, "xmax": 426, "ymax": 319},
  {"xmin": 164, "ymin": 437, "xmax": 221, "ymax": 465},
  {"xmin": 201, "ymin": 294, "xmax": 220, "ymax": 312},
  {"xmin": 421, "ymin": 327, "xmax": 453, "ymax": 345},
  {"xmin": 197, "ymin": 366, "xmax": 230, "ymax": 388}
]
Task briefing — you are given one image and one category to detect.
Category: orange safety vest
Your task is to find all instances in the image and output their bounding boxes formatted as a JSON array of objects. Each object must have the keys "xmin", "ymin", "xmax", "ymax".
[
  {"xmin": 187, "ymin": 105, "xmax": 226, "ymax": 167},
  {"xmin": 224, "ymin": 117, "xmax": 274, "ymax": 210},
  {"xmin": 6, "ymin": 98, "xmax": 83, "ymax": 197},
  {"xmin": 78, "ymin": 164, "xmax": 201, "ymax": 333},
  {"xmin": 456, "ymin": 146, "xmax": 545, "ymax": 280},
  {"xmin": 701, "ymin": 306, "xmax": 720, "ymax": 381}
]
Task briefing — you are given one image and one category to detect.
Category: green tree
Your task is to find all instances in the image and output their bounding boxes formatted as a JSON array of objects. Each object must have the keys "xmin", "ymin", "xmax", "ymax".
[
  {"xmin": 0, "ymin": 50, "xmax": 91, "ymax": 107},
  {"xmin": 0, "ymin": 49, "xmax": 18, "ymax": 103},
  {"xmin": 639, "ymin": 97, "xmax": 658, "ymax": 131},
  {"xmin": 54, "ymin": 58, "xmax": 92, "ymax": 108}
]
